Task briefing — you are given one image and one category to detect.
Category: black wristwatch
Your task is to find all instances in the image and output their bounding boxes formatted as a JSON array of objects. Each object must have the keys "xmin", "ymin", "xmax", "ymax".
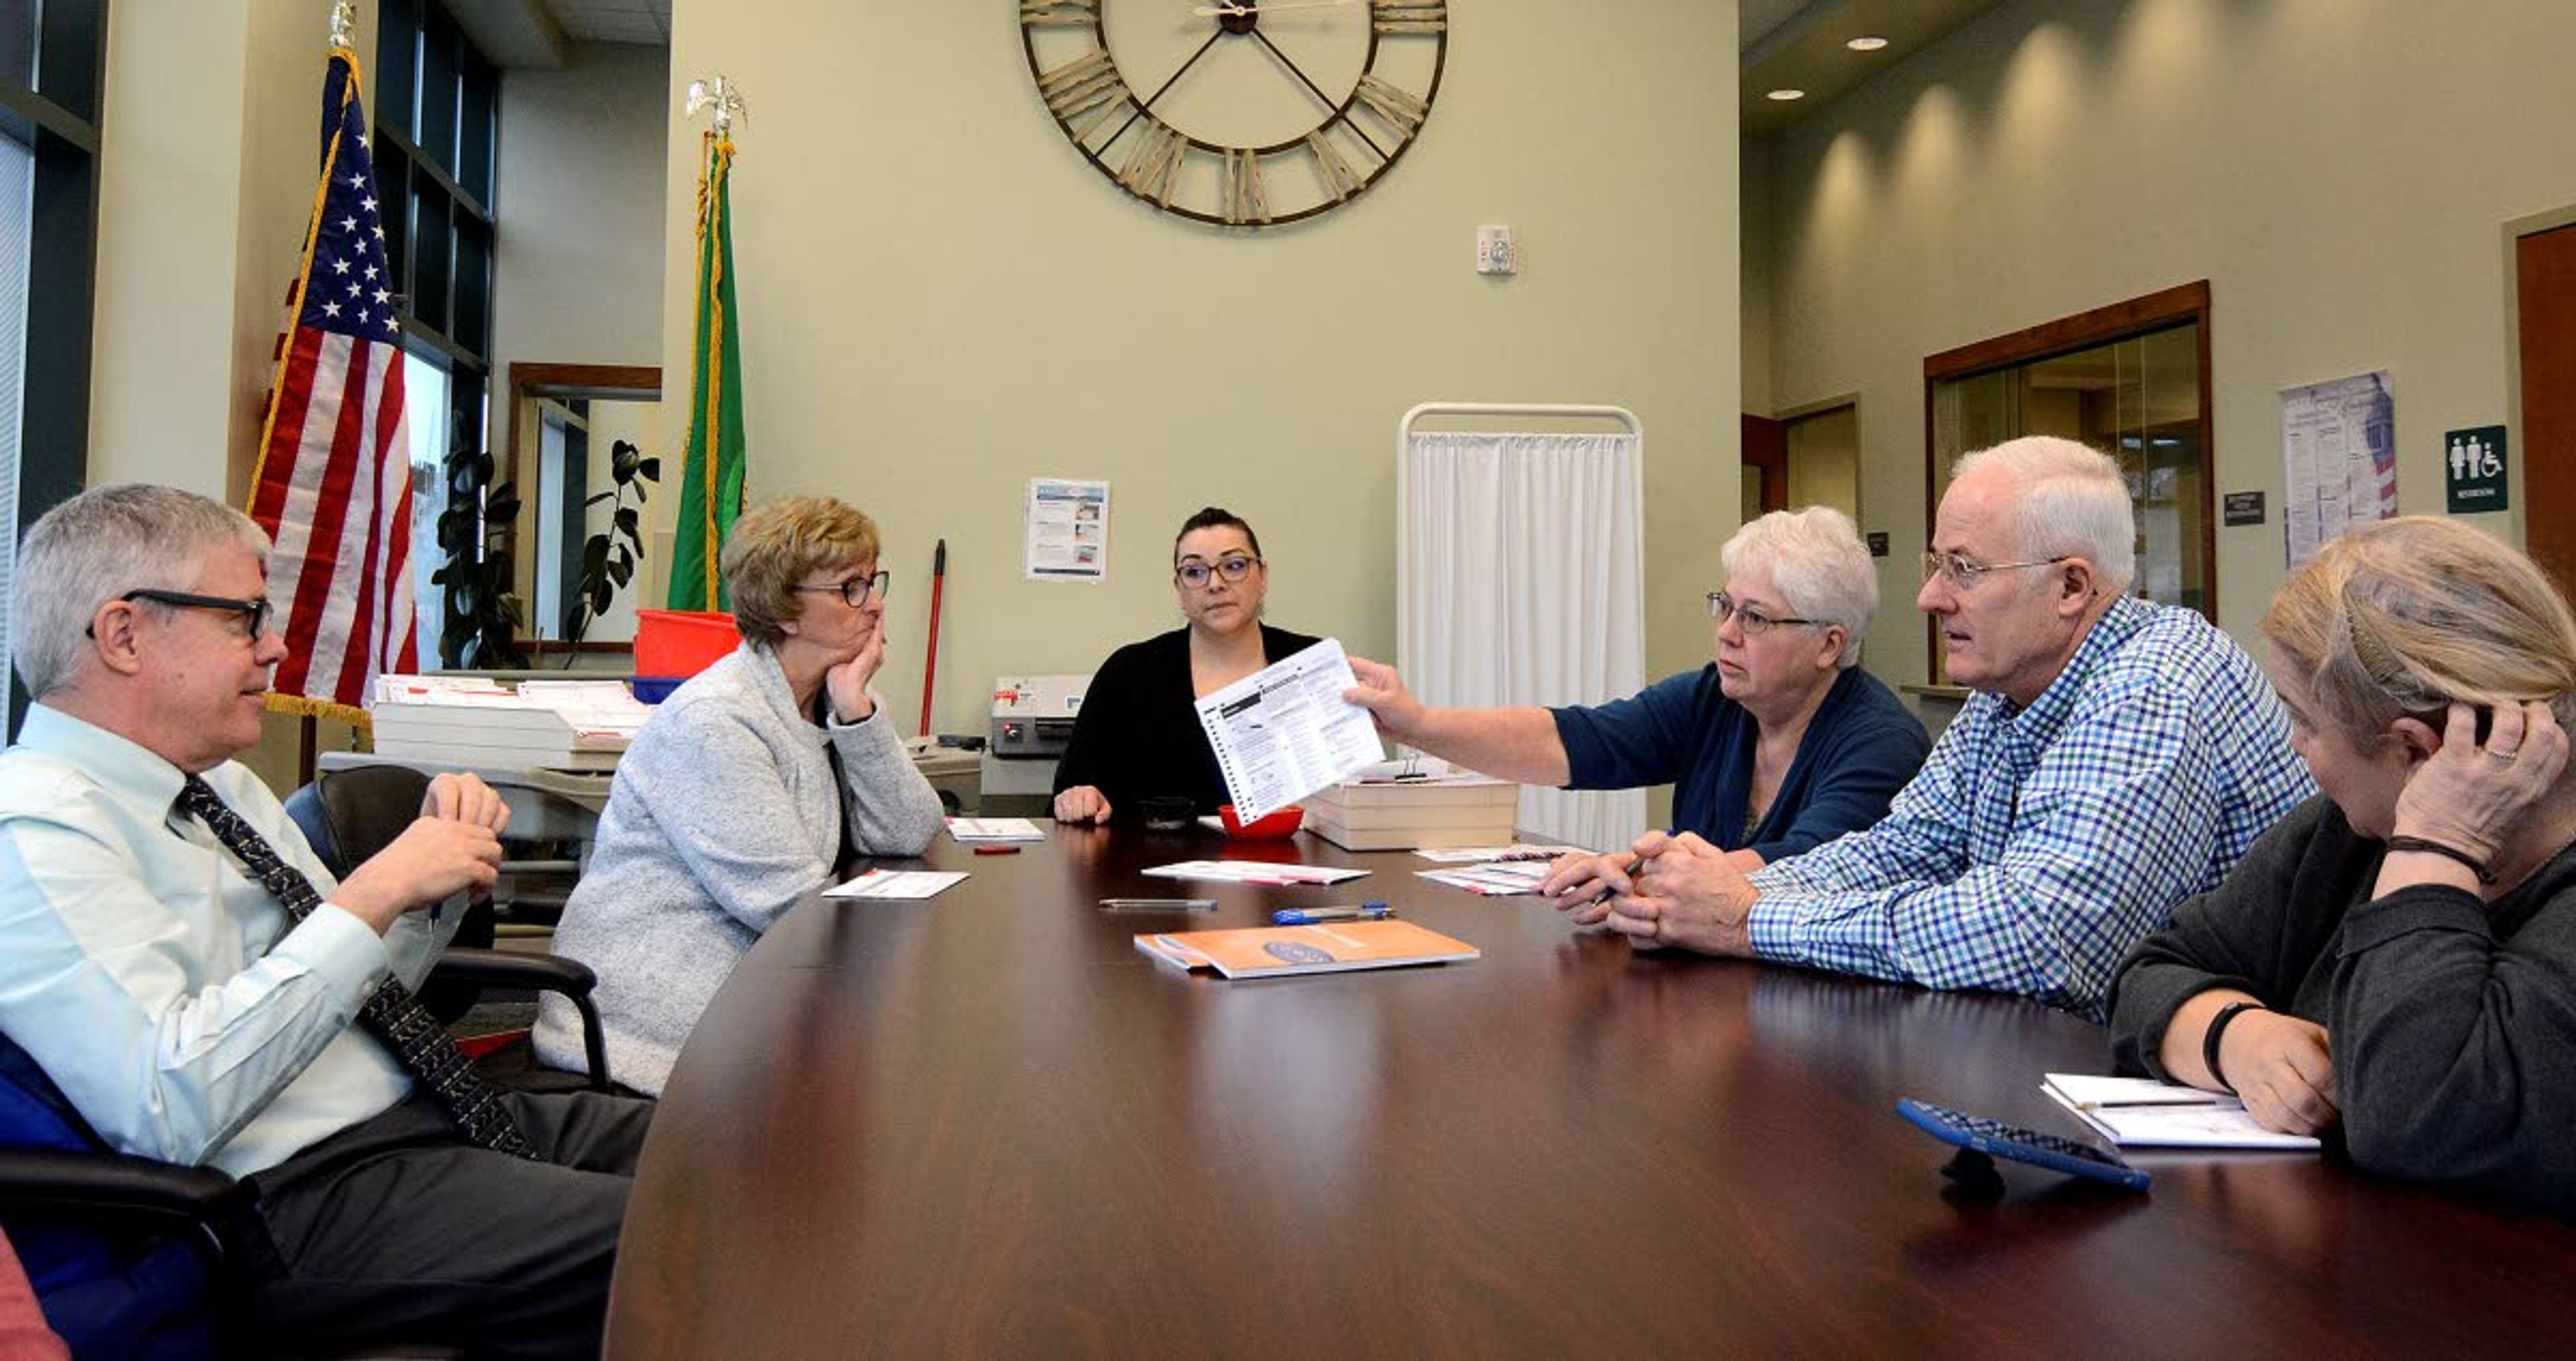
[{"xmin": 2202, "ymin": 999, "xmax": 2267, "ymax": 1094}]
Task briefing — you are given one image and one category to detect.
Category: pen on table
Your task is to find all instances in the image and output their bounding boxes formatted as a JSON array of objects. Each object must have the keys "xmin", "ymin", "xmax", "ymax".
[
  {"xmin": 1274, "ymin": 901, "xmax": 1393, "ymax": 925},
  {"xmin": 972, "ymin": 845, "xmax": 1020, "ymax": 856}
]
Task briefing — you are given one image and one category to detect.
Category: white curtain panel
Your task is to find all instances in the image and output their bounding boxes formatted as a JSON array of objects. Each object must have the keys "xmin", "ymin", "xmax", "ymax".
[{"xmin": 1399, "ymin": 430, "xmax": 1647, "ymax": 849}]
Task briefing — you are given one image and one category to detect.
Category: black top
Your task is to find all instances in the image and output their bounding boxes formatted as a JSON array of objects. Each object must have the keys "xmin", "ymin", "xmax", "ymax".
[
  {"xmin": 1053, "ymin": 623, "xmax": 1324, "ymax": 816},
  {"xmin": 2109, "ymin": 794, "xmax": 2576, "ymax": 1216}
]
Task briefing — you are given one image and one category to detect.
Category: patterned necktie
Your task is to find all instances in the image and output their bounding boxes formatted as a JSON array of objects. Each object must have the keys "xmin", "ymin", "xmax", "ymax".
[{"xmin": 176, "ymin": 775, "xmax": 535, "ymax": 1158}]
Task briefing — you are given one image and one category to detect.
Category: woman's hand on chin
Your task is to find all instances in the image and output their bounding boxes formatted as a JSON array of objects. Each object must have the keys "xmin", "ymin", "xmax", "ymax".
[{"xmin": 824, "ymin": 624, "xmax": 887, "ymax": 722}]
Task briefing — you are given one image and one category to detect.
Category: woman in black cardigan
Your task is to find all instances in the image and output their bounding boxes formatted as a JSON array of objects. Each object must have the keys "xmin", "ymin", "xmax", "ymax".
[{"xmin": 1052, "ymin": 506, "xmax": 1318, "ymax": 822}]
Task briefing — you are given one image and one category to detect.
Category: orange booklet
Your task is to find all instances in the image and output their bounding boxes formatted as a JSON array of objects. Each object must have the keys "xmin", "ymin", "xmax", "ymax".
[{"xmin": 1134, "ymin": 919, "xmax": 1480, "ymax": 979}]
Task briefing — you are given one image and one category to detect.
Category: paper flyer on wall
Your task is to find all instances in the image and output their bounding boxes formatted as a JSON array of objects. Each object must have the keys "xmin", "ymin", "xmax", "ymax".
[
  {"xmin": 1025, "ymin": 478, "xmax": 1110, "ymax": 582},
  {"xmin": 2280, "ymin": 371, "xmax": 2395, "ymax": 567},
  {"xmin": 1191, "ymin": 637, "xmax": 1386, "ymax": 822}
]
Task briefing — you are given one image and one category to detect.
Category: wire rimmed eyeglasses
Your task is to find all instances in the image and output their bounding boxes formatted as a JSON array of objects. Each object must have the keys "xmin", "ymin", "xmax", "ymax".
[
  {"xmin": 790, "ymin": 570, "xmax": 891, "ymax": 610},
  {"xmin": 1705, "ymin": 591, "xmax": 1819, "ymax": 634},
  {"xmin": 1920, "ymin": 551, "xmax": 2070, "ymax": 590},
  {"xmin": 89, "ymin": 589, "xmax": 275, "ymax": 641},
  {"xmin": 1175, "ymin": 555, "xmax": 1262, "ymax": 589}
]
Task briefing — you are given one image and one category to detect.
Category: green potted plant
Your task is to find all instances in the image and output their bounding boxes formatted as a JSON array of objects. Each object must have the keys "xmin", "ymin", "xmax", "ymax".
[
  {"xmin": 429, "ymin": 420, "xmax": 529, "ymax": 670},
  {"xmin": 559, "ymin": 438, "xmax": 661, "ymax": 659}
]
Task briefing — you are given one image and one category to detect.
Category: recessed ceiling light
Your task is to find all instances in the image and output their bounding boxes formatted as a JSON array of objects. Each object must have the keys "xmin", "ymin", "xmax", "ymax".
[
  {"xmin": 1765, "ymin": 88, "xmax": 1806, "ymax": 101},
  {"xmin": 1846, "ymin": 35, "xmax": 1890, "ymax": 52}
]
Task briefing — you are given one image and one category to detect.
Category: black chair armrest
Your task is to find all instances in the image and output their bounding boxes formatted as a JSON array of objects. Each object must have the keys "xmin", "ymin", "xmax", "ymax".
[
  {"xmin": 0, "ymin": 1148, "xmax": 251, "ymax": 1264},
  {"xmin": 432, "ymin": 947, "xmax": 596, "ymax": 997},
  {"xmin": 428, "ymin": 949, "xmax": 614, "ymax": 1093}
]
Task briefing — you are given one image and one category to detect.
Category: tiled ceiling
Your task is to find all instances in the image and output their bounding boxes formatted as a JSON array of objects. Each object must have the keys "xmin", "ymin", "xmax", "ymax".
[{"xmin": 540, "ymin": 0, "xmax": 670, "ymax": 46}]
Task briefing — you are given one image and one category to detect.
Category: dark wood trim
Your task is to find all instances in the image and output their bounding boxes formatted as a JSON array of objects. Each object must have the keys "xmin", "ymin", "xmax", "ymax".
[
  {"xmin": 504, "ymin": 363, "xmax": 663, "ymax": 653},
  {"xmin": 1741, "ymin": 414, "xmax": 1788, "ymax": 515},
  {"xmin": 1919, "ymin": 280, "xmax": 2217, "ymax": 682},
  {"xmin": 1923, "ymin": 280, "xmax": 2211, "ymax": 380}
]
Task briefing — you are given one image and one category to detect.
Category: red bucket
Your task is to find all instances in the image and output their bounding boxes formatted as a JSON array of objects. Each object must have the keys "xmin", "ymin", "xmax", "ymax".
[{"xmin": 635, "ymin": 609, "xmax": 739, "ymax": 680}]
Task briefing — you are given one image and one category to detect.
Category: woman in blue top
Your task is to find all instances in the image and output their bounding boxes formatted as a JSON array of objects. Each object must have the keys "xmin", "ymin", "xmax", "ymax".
[{"xmin": 1346, "ymin": 506, "xmax": 1929, "ymax": 870}]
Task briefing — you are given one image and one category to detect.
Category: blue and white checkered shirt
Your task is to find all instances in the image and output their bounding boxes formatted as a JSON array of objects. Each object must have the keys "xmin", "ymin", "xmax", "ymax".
[{"xmin": 1744, "ymin": 596, "xmax": 2316, "ymax": 1020}]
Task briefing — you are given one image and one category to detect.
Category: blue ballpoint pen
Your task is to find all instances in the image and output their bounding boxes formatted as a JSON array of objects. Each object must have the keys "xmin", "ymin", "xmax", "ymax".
[{"xmin": 1274, "ymin": 901, "xmax": 1393, "ymax": 925}]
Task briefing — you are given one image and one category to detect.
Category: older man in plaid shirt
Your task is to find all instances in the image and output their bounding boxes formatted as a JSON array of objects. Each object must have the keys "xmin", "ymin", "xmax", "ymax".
[{"xmin": 1546, "ymin": 437, "xmax": 2314, "ymax": 1019}]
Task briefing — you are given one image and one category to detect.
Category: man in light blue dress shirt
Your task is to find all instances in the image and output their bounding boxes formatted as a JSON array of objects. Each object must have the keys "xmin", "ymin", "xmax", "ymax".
[
  {"xmin": 1548, "ymin": 437, "xmax": 2316, "ymax": 1020},
  {"xmin": 0, "ymin": 484, "xmax": 651, "ymax": 1358}
]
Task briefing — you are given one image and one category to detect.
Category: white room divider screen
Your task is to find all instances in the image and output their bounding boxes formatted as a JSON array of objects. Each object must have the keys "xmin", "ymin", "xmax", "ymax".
[{"xmin": 1397, "ymin": 403, "xmax": 1646, "ymax": 850}]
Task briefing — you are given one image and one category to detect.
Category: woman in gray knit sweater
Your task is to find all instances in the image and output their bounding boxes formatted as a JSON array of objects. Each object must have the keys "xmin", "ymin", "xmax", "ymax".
[{"xmin": 534, "ymin": 496, "xmax": 945, "ymax": 1095}]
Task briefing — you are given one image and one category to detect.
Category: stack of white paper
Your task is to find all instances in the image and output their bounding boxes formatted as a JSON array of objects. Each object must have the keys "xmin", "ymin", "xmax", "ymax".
[{"xmin": 2042, "ymin": 1073, "xmax": 2320, "ymax": 1150}]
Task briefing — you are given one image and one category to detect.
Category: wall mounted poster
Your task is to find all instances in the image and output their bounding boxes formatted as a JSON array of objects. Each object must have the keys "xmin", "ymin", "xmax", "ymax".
[
  {"xmin": 1026, "ymin": 478, "xmax": 1110, "ymax": 583},
  {"xmin": 2280, "ymin": 372, "xmax": 2395, "ymax": 567}
]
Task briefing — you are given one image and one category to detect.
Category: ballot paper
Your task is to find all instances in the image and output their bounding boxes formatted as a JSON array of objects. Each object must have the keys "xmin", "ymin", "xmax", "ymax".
[
  {"xmin": 1140, "ymin": 860, "xmax": 1372, "ymax": 887},
  {"xmin": 946, "ymin": 817, "xmax": 1046, "ymax": 843},
  {"xmin": 1193, "ymin": 638, "xmax": 1385, "ymax": 822},
  {"xmin": 824, "ymin": 869, "xmax": 969, "ymax": 900},
  {"xmin": 1417, "ymin": 862, "xmax": 1554, "ymax": 896}
]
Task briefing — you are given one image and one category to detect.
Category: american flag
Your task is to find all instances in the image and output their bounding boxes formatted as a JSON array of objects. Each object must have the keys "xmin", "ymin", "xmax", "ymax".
[{"xmin": 246, "ymin": 44, "xmax": 415, "ymax": 728}]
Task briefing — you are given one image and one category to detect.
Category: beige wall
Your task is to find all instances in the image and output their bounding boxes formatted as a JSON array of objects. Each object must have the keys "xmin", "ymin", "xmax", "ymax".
[
  {"xmin": 1756, "ymin": 0, "xmax": 2576, "ymax": 698},
  {"xmin": 664, "ymin": 1, "xmax": 1743, "ymax": 737}
]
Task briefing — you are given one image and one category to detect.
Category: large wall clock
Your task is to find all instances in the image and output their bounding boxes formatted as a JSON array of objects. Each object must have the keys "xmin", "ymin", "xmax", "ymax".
[{"xmin": 1018, "ymin": 1, "xmax": 1448, "ymax": 228}]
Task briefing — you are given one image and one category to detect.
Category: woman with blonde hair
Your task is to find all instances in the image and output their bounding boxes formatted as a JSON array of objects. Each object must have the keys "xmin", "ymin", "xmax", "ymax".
[
  {"xmin": 2110, "ymin": 516, "xmax": 2576, "ymax": 1214},
  {"xmin": 537, "ymin": 495, "xmax": 945, "ymax": 1095}
]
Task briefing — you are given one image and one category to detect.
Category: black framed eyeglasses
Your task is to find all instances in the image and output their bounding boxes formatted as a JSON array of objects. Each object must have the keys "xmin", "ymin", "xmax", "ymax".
[
  {"xmin": 1921, "ymin": 551, "xmax": 2070, "ymax": 590},
  {"xmin": 94, "ymin": 589, "xmax": 275, "ymax": 641},
  {"xmin": 1175, "ymin": 555, "xmax": 1261, "ymax": 588},
  {"xmin": 791, "ymin": 569, "xmax": 891, "ymax": 610},
  {"xmin": 1706, "ymin": 591, "xmax": 1818, "ymax": 635}
]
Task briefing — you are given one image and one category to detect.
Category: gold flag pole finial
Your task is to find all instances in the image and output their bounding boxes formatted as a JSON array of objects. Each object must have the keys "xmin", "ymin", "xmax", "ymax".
[
  {"xmin": 684, "ymin": 74, "xmax": 749, "ymax": 136},
  {"xmin": 328, "ymin": 1, "xmax": 357, "ymax": 51}
]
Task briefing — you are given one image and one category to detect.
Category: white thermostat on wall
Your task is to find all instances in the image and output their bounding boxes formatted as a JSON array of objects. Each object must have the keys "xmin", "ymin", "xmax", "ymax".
[{"xmin": 1477, "ymin": 224, "xmax": 1517, "ymax": 276}]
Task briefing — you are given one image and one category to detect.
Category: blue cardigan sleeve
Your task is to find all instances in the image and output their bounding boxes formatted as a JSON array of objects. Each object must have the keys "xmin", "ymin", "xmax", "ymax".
[{"xmin": 1551, "ymin": 670, "xmax": 1708, "ymax": 792}]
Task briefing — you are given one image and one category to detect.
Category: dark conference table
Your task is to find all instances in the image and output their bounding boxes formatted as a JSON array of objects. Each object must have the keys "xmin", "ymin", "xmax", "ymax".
[{"xmin": 606, "ymin": 828, "xmax": 2575, "ymax": 1356}]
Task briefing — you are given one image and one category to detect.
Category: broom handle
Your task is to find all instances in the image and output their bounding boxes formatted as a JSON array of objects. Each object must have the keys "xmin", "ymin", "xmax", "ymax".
[{"xmin": 918, "ymin": 538, "xmax": 947, "ymax": 736}]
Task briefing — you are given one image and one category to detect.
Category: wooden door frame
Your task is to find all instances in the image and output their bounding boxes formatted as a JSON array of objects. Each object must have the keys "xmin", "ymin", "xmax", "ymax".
[{"xmin": 2505, "ymin": 205, "xmax": 2576, "ymax": 562}]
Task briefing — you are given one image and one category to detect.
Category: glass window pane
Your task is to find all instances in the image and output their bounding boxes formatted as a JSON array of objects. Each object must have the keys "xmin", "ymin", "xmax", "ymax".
[
  {"xmin": 0, "ymin": 132, "xmax": 34, "ymax": 690},
  {"xmin": 0, "ymin": 0, "xmax": 34, "ymax": 89},
  {"xmin": 405, "ymin": 351, "xmax": 451, "ymax": 671}
]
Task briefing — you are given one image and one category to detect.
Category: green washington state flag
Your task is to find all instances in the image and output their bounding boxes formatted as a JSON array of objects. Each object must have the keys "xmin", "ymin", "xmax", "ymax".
[{"xmin": 667, "ymin": 129, "xmax": 748, "ymax": 611}]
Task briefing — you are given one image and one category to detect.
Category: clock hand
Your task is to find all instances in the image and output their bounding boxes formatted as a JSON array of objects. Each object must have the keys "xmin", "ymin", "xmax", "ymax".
[
  {"xmin": 1249, "ymin": 28, "xmax": 1389, "ymax": 158},
  {"xmin": 1192, "ymin": 0, "xmax": 1357, "ymax": 16}
]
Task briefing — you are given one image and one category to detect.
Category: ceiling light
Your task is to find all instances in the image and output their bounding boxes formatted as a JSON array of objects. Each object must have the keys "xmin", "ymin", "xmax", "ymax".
[
  {"xmin": 1846, "ymin": 35, "xmax": 1890, "ymax": 52},
  {"xmin": 1765, "ymin": 89, "xmax": 1806, "ymax": 101}
]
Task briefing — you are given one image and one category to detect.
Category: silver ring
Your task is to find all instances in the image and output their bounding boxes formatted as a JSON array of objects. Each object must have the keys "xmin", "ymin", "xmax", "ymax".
[{"xmin": 2489, "ymin": 748, "xmax": 2521, "ymax": 764}]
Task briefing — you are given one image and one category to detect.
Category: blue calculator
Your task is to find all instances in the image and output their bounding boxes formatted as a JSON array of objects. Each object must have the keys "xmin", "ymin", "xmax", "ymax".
[{"xmin": 1896, "ymin": 1098, "xmax": 2149, "ymax": 1193}]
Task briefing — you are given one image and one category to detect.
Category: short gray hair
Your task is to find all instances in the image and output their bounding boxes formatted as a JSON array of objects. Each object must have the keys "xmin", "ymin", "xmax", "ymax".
[
  {"xmin": 1722, "ymin": 505, "xmax": 1878, "ymax": 667},
  {"xmin": 1951, "ymin": 436, "xmax": 2136, "ymax": 594},
  {"xmin": 12, "ymin": 483, "xmax": 270, "ymax": 698}
]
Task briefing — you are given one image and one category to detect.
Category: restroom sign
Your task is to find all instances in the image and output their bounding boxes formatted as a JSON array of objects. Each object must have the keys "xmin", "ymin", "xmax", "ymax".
[{"xmin": 2445, "ymin": 425, "xmax": 2508, "ymax": 514}]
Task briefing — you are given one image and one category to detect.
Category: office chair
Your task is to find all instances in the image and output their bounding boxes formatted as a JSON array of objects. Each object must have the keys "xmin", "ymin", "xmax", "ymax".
[{"xmin": 282, "ymin": 765, "xmax": 611, "ymax": 1092}]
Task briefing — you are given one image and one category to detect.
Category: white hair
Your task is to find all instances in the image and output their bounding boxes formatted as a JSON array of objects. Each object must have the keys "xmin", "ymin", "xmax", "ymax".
[
  {"xmin": 1721, "ymin": 505, "xmax": 1878, "ymax": 668},
  {"xmin": 1950, "ymin": 435, "xmax": 2136, "ymax": 594},
  {"xmin": 11, "ymin": 483, "xmax": 270, "ymax": 698}
]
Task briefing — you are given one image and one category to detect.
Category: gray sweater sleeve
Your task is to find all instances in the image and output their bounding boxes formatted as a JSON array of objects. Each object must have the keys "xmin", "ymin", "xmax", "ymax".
[
  {"xmin": 2328, "ymin": 878, "xmax": 2576, "ymax": 1214},
  {"xmin": 828, "ymin": 700, "xmax": 947, "ymax": 857}
]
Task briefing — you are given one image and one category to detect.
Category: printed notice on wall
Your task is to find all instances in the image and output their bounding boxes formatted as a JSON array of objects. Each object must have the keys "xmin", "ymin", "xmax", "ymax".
[
  {"xmin": 1026, "ymin": 478, "xmax": 1110, "ymax": 583},
  {"xmin": 2280, "ymin": 372, "xmax": 2396, "ymax": 567}
]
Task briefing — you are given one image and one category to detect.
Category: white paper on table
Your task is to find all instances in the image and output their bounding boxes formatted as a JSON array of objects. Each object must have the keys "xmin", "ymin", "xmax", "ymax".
[
  {"xmin": 1141, "ymin": 860, "xmax": 1371, "ymax": 886},
  {"xmin": 824, "ymin": 869, "xmax": 969, "ymax": 900},
  {"xmin": 1412, "ymin": 844, "xmax": 1589, "ymax": 864},
  {"xmin": 947, "ymin": 817, "xmax": 1046, "ymax": 843},
  {"xmin": 1191, "ymin": 638, "xmax": 1385, "ymax": 822},
  {"xmin": 1417, "ymin": 863, "xmax": 1554, "ymax": 896}
]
